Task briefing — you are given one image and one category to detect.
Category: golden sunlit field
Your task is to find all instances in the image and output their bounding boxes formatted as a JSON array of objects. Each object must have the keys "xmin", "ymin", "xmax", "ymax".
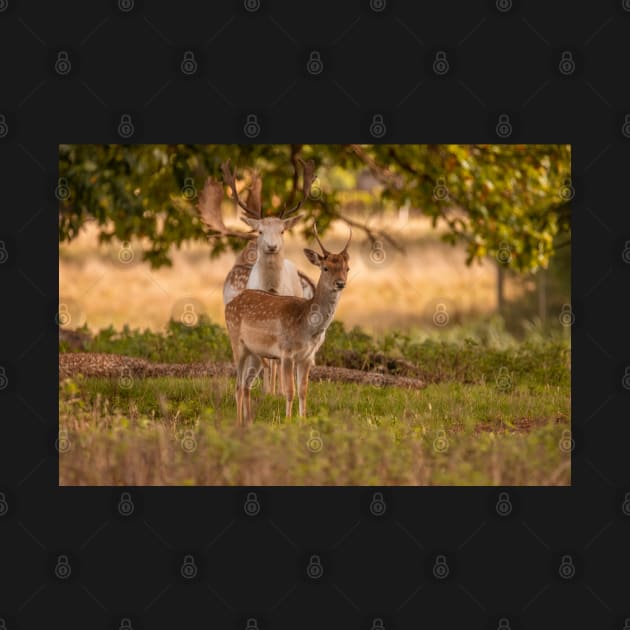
[
  {"xmin": 60, "ymin": 214, "xmax": 528, "ymax": 334},
  {"xmin": 59, "ymin": 211, "xmax": 569, "ymax": 486}
]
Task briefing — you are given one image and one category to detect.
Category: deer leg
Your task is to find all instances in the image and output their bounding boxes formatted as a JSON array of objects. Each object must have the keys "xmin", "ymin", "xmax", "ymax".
[
  {"xmin": 282, "ymin": 358, "xmax": 295, "ymax": 418},
  {"xmin": 262, "ymin": 359, "xmax": 272, "ymax": 394},
  {"xmin": 235, "ymin": 349, "xmax": 248, "ymax": 427},
  {"xmin": 243, "ymin": 354, "xmax": 263, "ymax": 425},
  {"xmin": 297, "ymin": 361, "xmax": 311, "ymax": 417},
  {"xmin": 271, "ymin": 360, "xmax": 278, "ymax": 395}
]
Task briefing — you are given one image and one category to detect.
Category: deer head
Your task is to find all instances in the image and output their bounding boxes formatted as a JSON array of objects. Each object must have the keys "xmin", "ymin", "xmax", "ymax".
[
  {"xmin": 303, "ymin": 223, "xmax": 352, "ymax": 292},
  {"xmin": 221, "ymin": 158, "xmax": 315, "ymax": 256}
]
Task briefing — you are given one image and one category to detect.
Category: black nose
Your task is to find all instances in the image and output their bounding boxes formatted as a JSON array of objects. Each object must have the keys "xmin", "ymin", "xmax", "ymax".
[
  {"xmin": 266, "ymin": 246, "xmax": 278, "ymax": 253},
  {"xmin": 335, "ymin": 280, "xmax": 346, "ymax": 289}
]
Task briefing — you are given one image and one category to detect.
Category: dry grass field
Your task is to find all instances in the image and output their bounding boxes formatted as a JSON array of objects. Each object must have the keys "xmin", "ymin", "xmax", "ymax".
[
  {"xmin": 59, "ymin": 213, "xmax": 527, "ymax": 334},
  {"xmin": 59, "ymin": 212, "xmax": 569, "ymax": 486}
]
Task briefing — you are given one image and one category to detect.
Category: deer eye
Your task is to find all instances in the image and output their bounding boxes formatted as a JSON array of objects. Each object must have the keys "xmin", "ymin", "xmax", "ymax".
[{"xmin": 323, "ymin": 266, "xmax": 329, "ymax": 272}]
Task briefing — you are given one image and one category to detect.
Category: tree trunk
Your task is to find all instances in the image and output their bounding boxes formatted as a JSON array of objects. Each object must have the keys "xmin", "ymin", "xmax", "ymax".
[
  {"xmin": 537, "ymin": 269, "xmax": 547, "ymax": 323},
  {"xmin": 497, "ymin": 263, "xmax": 505, "ymax": 316}
]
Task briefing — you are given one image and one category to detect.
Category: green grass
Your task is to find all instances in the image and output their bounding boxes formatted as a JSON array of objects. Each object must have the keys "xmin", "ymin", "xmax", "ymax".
[
  {"xmin": 59, "ymin": 373, "xmax": 570, "ymax": 486},
  {"xmin": 62, "ymin": 315, "xmax": 570, "ymax": 387}
]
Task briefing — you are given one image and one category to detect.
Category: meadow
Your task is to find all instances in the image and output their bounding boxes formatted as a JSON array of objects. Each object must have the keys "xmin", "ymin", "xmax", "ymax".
[{"xmin": 59, "ymin": 214, "xmax": 571, "ymax": 486}]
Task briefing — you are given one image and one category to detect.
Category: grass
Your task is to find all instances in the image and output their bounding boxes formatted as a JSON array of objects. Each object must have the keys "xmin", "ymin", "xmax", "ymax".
[
  {"xmin": 59, "ymin": 326, "xmax": 570, "ymax": 485},
  {"xmin": 59, "ymin": 213, "xmax": 570, "ymax": 485}
]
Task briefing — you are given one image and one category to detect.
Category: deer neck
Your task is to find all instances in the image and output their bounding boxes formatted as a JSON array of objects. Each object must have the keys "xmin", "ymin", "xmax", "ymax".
[
  {"xmin": 257, "ymin": 250, "xmax": 284, "ymax": 292},
  {"xmin": 303, "ymin": 282, "xmax": 341, "ymax": 336}
]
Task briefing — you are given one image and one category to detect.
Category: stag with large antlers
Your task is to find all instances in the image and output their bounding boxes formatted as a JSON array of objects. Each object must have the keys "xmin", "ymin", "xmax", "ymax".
[
  {"xmin": 225, "ymin": 223, "xmax": 352, "ymax": 425},
  {"xmin": 197, "ymin": 158, "xmax": 316, "ymax": 393}
]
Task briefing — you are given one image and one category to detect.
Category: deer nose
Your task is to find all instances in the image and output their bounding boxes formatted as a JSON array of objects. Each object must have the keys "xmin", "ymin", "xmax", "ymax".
[
  {"xmin": 335, "ymin": 280, "xmax": 346, "ymax": 289},
  {"xmin": 265, "ymin": 245, "xmax": 278, "ymax": 253}
]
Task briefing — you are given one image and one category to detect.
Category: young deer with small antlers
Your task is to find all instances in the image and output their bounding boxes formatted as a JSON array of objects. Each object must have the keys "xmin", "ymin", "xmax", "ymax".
[{"xmin": 225, "ymin": 224, "xmax": 351, "ymax": 425}]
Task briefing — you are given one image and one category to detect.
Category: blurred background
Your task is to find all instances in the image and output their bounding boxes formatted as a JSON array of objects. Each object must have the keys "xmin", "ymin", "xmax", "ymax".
[{"xmin": 59, "ymin": 144, "xmax": 571, "ymax": 341}]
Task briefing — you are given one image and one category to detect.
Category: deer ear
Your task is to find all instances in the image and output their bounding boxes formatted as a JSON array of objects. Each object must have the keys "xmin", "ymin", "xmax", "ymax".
[
  {"xmin": 240, "ymin": 216, "xmax": 260, "ymax": 231},
  {"xmin": 303, "ymin": 248, "xmax": 322, "ymax": 267},
  {"xmin": 283, "ymin": 213, "xmax": 303, "ymax": 231}
]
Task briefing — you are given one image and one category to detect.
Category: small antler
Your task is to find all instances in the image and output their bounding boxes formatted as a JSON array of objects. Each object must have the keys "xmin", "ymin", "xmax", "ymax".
[
  {"xmin": 312, "ymin": 222, "xmax": 329, "ymax": 256},
  {"xmin": 341, "ymin": 223, "xmax": 352, "ymax": 254},
  {"xmin": 281, "ymin": 158, "xmax": 317, "ymax": 218},
  {"xmin": 221, "ymin": 159, "xmax": 261, "ymax": 220}
]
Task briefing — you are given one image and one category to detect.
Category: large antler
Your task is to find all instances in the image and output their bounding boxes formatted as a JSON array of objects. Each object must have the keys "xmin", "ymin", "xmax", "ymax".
[
  {"xmin": 221, "ymin": 159, "xmax": 262, "ymax": 220},
  {"xmin": 281, "ymin": 158, "xmax": 317, "ymax": 218},
  {"xmin": 196, "ymin": 176, "xmax": 255, "ymax": 240}
]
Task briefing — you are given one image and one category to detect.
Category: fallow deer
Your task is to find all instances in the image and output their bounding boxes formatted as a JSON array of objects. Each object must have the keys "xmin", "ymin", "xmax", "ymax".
[
  {"xmin": 219, "ymin": 159, "xmax": 316, "ymax": 393},
  {"xmin": 225, "ymin": 223, "xmax": 351, "ymax": 425}
]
